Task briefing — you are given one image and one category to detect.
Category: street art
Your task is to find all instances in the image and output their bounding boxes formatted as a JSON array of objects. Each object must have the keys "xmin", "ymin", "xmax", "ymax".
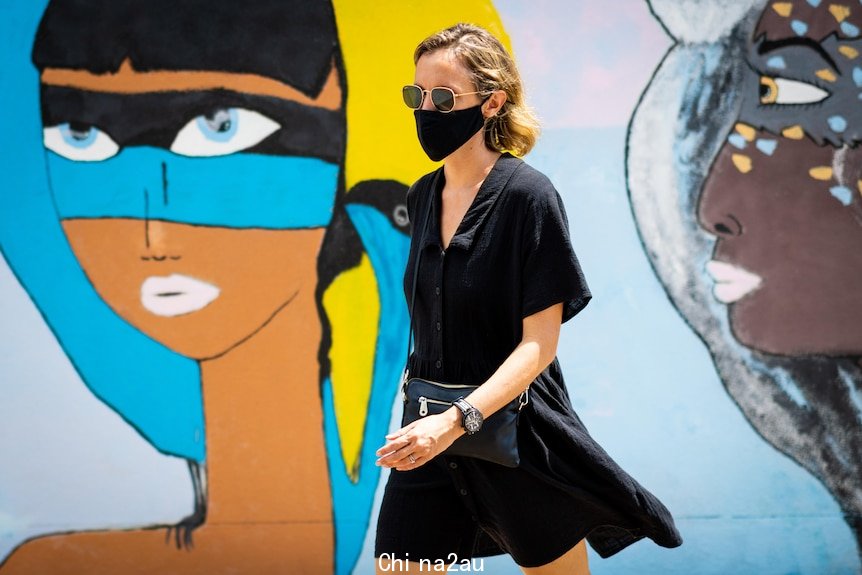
[
  {"xmin": 0, "ymin": 1, "xmax": 508, "ymax": 573},
  {"xmin": 628, "ymin": 0, "xmax": 862, "ymax": 562}
]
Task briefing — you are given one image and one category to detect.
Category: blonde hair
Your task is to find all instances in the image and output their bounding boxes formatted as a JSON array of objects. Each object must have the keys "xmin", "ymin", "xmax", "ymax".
[{"xmin": 414, "ymin": 23, "xmax": 540, "ymax": 156}]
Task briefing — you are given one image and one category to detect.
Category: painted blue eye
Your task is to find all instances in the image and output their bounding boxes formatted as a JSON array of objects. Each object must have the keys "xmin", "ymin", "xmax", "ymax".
[
  {"xmin": 171, "ymin": 107, "xmax": 280, "ymax": 157},
  {"xmin": 196, "ymin": 109, "xmax": 238, "ymax": 142},
  {"xmin": 43, "ymin": 123, "xmax": 120, "ymax": 161},
  {"xmin": 60, "ymin": 123, "xmax": 97, "ymax": 147}
]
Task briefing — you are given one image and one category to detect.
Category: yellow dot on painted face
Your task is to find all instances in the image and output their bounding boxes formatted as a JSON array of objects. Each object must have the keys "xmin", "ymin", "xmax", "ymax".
[
  {"xmin": 771, "ymin": 2, "xmax": 793, "ymax": 17},
  {"xmin": 809, "ymin": 166, "xmax": 833, "ymax": 180},
  {"xmin": 732, "ymin": 154, "xmax": 753, "ymax": 173},
  {"xmin": 857, "ymin": 180, "xmax": 862, "ymax": 195},
  {"xmin": 816, "ymin": 68, "xmax": 838, "ymax": 82},
  {"xmin": 735, "ymin": 123, "xmax": 757, "ymax": 141},
  {"xmin": 782, "ymin": 125, "xmax": 805, "ymax": 139},
  {"xmin": 828, "ymin": 4, "xmax": 851, "ymax": 23},
  {"xmin": 838, "ymin": 45, "xmax": 859, "ymax": 59}
]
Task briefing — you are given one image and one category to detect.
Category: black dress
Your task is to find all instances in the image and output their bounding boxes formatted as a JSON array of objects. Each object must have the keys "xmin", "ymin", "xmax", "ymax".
[{"xmin": 374, "ymin": 153, "xmax": 682, "ymax": 568}]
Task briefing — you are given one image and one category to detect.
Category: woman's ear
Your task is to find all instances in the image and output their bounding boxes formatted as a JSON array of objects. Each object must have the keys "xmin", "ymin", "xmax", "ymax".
[{"xmin": 483, "ymin": 89, "xmax": 507, "ymax": 118}]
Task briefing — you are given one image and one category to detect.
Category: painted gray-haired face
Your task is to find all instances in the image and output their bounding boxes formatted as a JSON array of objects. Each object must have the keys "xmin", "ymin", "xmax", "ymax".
[{"xmin": 629, "ymin": 0, "xmax": 862, "ymax": 562}]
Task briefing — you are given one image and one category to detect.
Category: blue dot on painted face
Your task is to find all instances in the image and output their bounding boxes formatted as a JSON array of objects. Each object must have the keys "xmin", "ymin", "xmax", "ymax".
[
  {"xmin": 728, "ymin": 134, "xmax": 747, "ymax": 149},
  {"xmin": 830, "ymin": 186, "xmax": 853, "ymax": 206},
  {"xmin": 755, "ymin": 139, "xmax": 778, "ymax": 156},
  {"xmin": 853, "ymin": 67, "xmax": 862, "ymax": 87},
  {"xmin": 828, "ymin": 115, "xmax": 848, "ymax": 133},
  {"xmin": 766, "ymin": 56, "xmax": 787, "ymax": 70},
  {"xmin": 840, "ymin": 21, "xmax": 860, "ymax": 37},
  {"xmin": 805, "ymin": 0, "xmax": 820, "ymax": 6},
  {"xmin": 791, "ymin": 20, "xmax": 809, "ymax": 36}
]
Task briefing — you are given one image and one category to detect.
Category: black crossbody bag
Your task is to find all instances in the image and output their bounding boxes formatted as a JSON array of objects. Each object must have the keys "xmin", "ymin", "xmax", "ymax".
[{"xmin": 400, "ymin": 170, "xmax": 530, "ymax": 468}]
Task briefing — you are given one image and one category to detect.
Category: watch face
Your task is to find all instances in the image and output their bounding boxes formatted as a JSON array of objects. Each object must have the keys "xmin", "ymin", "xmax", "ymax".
[{"xmin": 464, "ymin": 410, "xmax": 482, "ymax": 433}]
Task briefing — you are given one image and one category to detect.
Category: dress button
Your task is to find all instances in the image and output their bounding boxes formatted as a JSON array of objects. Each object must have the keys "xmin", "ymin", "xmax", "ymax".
[
  {"xmin": 460, "ymin": 488, "xmax": 468, "ymax": 496},
  {"xmin": 436, "ymin": 322, "xmax": 441, "ymax": 331},
  {"xmin": 435, "ymin": 360, "xmax": 442, "ymax": 368},
  {"xmin": 435, "ymin": 287, "xmax": 440, "ymax": 295},
  {"xmin": 449, "ymin": 461, "xmax": 458, "ymax": 469}
]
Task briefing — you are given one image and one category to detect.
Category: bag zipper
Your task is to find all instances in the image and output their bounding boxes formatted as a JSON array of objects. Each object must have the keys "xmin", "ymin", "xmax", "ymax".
[
  {"xmin": 422, "ymin": 381, "xmax": 476, "ymax": 389},
  {"xmin": 418, "ymin": 396, "xmax": 452, "ymax": 416},
  {"xmin": 407, "ymin": 382, "xmax": 530, "ymax": 414}
]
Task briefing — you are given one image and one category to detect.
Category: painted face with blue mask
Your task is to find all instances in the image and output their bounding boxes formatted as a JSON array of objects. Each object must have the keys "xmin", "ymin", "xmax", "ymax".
[{"xmin": 38, "ymin": 59, "xmax": 347, "ymax": 358}]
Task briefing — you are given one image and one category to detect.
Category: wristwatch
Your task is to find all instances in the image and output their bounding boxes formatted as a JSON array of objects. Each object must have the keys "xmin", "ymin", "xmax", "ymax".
[{"xmin": 452, "ymin": 397, "xmax": 484, "ymax": 435}]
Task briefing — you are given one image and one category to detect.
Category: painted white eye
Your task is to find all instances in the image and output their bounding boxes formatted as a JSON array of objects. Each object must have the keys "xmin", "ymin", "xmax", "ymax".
[
  {"xmin": 43, "ymin": 123, "xmax": 120, "ymax": 161},
  {"xmin": 170, "ymin": 108, "xmax": 280, "ymax": 157},
  {"xmin": 759, "ymin": 76, "xmax": 830, "ymax": 105}
]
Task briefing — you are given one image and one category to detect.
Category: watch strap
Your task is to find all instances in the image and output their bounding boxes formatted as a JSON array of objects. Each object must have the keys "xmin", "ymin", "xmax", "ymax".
[{"xmin": 453, "ymin": 397, "xmax": 474, "ymax": 416}]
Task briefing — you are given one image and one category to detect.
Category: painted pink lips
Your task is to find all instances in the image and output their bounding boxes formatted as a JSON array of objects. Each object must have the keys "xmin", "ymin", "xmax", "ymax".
[{"xmin": 705, "ymin": 259, "xmax": 763, "ymax": 303}]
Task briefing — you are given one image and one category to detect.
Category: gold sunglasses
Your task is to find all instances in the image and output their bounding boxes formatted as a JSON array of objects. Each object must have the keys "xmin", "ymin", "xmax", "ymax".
[{"xmin": 402, "ymin": 84, "xmax": 484, "ymax": 113}]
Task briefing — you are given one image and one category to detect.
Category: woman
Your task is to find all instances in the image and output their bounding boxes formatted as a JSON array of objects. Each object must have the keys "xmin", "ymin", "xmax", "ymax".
[{"xmin": 374, "ymin": 23, "xmax": 683, "ymax": 574}]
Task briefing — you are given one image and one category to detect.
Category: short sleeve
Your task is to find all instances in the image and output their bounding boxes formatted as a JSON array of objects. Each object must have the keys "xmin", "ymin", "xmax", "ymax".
[{"xmin": 520, "ymin": 186, "xmax": 592, "ymax": 323}]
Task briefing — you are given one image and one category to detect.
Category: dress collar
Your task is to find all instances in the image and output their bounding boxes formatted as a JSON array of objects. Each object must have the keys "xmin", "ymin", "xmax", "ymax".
[{"xmin": 420, "ymin": 152, "xmax": 523, "ymax": 252}]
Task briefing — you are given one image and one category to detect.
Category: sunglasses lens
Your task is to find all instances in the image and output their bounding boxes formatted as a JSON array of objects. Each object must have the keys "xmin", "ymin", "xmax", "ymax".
[
  {"xmin": 402, "ymin": 85, "xmax": 423, "ymax": 109},
  {"xmin": 430, "ymin": 88, "xmax": 455, "ymax": 112}
]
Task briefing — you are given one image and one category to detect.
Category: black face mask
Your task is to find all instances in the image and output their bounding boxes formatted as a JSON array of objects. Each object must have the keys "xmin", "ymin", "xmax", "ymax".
[{"xmin": 413, "ymin": 104, "xmax": 486, "ymax": 162}]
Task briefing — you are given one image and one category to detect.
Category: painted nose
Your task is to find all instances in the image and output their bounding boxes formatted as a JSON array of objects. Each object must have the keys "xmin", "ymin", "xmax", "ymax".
[
  {"xmin": 697, "ymin": 153, "xmax": 745, "ymax": 238},
  {"xmin": 699, "ymin": 208, "xmax": 743, "ymax": 236},
  {"xmin": 141, "ymin": 161, "xmax": 181, "ymax": 259}
]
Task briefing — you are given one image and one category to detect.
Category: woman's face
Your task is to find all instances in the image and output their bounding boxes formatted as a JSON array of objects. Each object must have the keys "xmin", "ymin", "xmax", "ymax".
[
  {"xmin": 414, "ymin": 49, "xmax": 484, "ymax": 113},
  {"xmin": 697, "ymin": 0, "xmax": 862, "ymax": 357},
  {"xmin": 41, "ymin": 61, "xmax": 345, "ymax": 360}
]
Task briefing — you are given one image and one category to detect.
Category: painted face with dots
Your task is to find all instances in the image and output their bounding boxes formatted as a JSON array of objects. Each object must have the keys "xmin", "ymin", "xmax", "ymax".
[{"xmin": 698, "ymin": 0, "xmax": 862, "ymax": 357}]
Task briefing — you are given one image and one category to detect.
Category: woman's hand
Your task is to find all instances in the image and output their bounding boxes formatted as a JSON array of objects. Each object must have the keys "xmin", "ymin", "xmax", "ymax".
[{"xmin": 375, "ymin": 408, "xmax": 463, "ymax": 471}]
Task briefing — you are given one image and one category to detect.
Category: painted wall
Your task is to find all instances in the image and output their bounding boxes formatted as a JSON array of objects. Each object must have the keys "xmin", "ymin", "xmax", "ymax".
[{"xmin": 0, "ymin": 1, "xmax": 859, "ymax": 574}]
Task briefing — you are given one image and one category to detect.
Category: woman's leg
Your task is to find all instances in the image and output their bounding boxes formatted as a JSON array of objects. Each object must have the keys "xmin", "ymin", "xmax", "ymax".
[{"xmin": 518, "ymin": 540, "xmax": 590, "ymax": 575}]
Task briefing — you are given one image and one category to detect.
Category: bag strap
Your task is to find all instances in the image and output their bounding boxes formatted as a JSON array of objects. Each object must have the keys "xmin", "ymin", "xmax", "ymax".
[{"xmin": 402, "ymin": 169, "xmax": 440, "ymax": 387}]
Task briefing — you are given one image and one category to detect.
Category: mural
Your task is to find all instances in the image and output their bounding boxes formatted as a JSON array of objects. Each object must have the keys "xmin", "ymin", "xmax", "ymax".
[
  {"xmin": 628, "ymin": 0, "xmax": 862, "ymax": 563},
  {"xmin": 0, "ymin": 1, "xmax": 507, "ymax": 573},
  {"xmin": 3, "ymin": 0, "xmax": 860, "ymax": 573}
]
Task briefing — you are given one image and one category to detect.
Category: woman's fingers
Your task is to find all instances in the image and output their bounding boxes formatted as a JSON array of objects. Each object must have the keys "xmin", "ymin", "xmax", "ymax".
[
  {"xmin": 375, "ymin": 433, "xmax": 432, "ymax": 469},
  {"xmin": 377, "ymin": 414, "xmax": 457, "ymax": 468},
  {"xmin": 375, "ymin": 435, "xmax": 411, "ymax": 456},
  {"xmin": 375, "ymin": 438, "xmax": 415, "ymax": 466},
  {"xmin": 394, "ymin": 452, "xmax": 423, "ymax": 471},
  {"xmin": 385, "ymin": 420, "xmax": 418, "ymax": 439},
  {"xmin": 377, "ymin": 449, "xmax": 414, "ymax": 468}
]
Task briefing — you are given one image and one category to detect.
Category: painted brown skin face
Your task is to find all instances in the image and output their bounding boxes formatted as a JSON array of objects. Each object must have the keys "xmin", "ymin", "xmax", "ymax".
[
  {"xmin": 697, "ymin": 0, "xmax": 862, "ymax": 357},
  {"xmin": 43, "ymin": 62, "xmax": 343, "ymax": 360}
]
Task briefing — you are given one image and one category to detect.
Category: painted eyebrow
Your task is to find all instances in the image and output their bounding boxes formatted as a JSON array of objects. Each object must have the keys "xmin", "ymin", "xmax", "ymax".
[{"xmin": 757, "ymin": 37, "xmax": 839, "ymax": 73}]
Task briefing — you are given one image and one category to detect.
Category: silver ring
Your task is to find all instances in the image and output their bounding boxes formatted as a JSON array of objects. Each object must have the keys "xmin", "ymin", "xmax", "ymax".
[{"xmin": 408, "ymin": 454, "xmax": 416, "ymax": 463}]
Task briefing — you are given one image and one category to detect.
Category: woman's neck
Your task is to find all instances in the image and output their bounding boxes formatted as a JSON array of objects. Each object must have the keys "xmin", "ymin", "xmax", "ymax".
[{"xmin": 443, "ymin": 131, "xmax": 502, "ymax": 190}]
